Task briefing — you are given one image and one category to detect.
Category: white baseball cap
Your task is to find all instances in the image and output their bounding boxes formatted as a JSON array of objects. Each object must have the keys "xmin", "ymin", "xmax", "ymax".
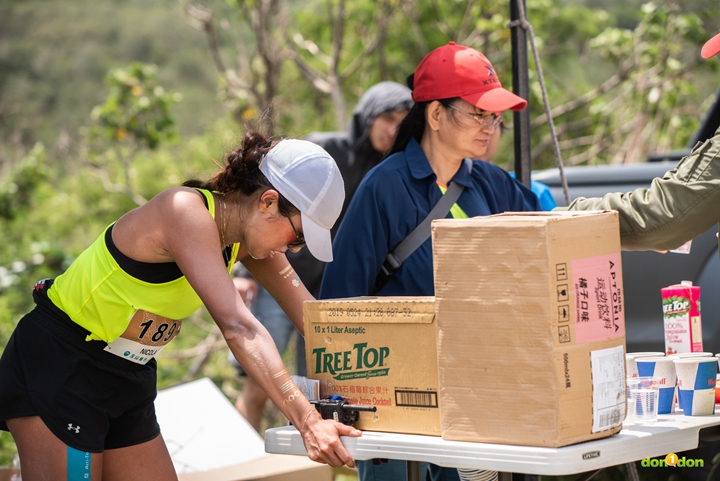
[{"xmin": 259, "ymin": 139, "xmax": 344, "ymax": 262}]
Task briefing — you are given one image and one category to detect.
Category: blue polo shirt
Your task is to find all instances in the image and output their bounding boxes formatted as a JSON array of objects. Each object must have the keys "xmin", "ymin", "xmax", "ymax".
[{"xmin": 319, "ymin": 137, "xmax": 541, "ymax": 299}]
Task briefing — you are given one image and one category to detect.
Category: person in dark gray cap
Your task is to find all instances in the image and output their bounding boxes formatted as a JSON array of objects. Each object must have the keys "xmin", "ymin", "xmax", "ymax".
[{"xmin": 289, "ymin": 80, "xmax": 414, "ymax": 297}]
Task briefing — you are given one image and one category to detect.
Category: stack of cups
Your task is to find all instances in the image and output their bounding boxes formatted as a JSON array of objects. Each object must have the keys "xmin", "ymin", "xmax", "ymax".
[
  {"xmin": 670, "ymin": 352, "xmax": 715, "ymax": 414},
  {"xmin": 669, "ymin": 352, "xmax": 714, "ymax": 359},
  {"xmin": 673, "ymin": 357, "xmax": 718, "ymax": 416},
  {"xmin": 635, "ymin": 357, "xmax": 677, "ymax": 414},
  {"xmin": 626, "ymin": 352, "xmax": 664, "ymax": 378}
]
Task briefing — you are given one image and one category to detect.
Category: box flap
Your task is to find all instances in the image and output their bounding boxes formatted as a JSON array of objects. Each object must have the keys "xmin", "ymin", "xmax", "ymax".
[
  {"xmin": 489, "ymin": 210, "xmax": 614, "ymax": 218},
  {"xmin": 304, "ymin": 297, "xmax": 435, "ymax": 325},
  {"xmin": 432, "ymin": 210, "xmax": 618, "ymax": 228}
]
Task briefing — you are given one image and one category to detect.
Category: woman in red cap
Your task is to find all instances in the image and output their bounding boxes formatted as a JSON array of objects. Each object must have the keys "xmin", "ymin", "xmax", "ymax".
[{"xmin": 320, "ymin": 43, "xmax": 542, "ymax": 481}]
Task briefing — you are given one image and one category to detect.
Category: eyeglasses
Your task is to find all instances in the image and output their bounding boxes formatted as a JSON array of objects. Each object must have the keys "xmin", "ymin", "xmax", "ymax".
[
  {"xmin": 446, "ymin": 104, "xmax": 502, "ymax": 129},
  {"xmin": 287, "ymin": 216, "xmax": 306, "ymax": 249}
]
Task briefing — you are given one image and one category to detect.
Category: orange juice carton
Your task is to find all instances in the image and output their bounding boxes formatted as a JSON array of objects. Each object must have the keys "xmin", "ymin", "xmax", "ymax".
[{"xmin": 662, "ymin": 281, "xmax": 702, "ymax": 355}]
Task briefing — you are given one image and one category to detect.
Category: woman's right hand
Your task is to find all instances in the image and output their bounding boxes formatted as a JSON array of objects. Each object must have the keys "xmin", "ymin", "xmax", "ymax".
[{"xmin": 299, "ymin": 409, "xmax": 361, "ymax": 467}]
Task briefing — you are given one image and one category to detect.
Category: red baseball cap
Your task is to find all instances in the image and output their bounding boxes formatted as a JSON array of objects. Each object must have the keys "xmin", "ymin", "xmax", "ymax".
[
  {"xmin": 412, "ymin": 42, "xmax": 527, "ymax": 112},
  {"xmin": 701, "ymin": 32, "xmax": 720, "ymax": 59}
]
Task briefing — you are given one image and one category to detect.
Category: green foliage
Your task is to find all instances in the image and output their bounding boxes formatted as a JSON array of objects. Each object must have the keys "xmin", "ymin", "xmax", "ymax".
[
  {"xmin": 0, "ymin": 144, "xmax": 57, "ymax": 336},
  {"xmin": 0, "ymin": 0, "xmax": 719, "ymax": 468},
  {"xmin": 89, "ymin": 63, "xmax": 181, "ymax": 150},
  {"xmin": 0, "ymin": 143, "xmax": 47, "ymax": 222},
  {"xmin": 0, "ymin": 0, "xmax": 219, "ymax": 147},
  {"xmin": 0, "ymin": 432, "xmax": 17, "ymax": 469},
  {"xmin": 514, "ymin": 2, "xmax": 715, "ymax": 170}
]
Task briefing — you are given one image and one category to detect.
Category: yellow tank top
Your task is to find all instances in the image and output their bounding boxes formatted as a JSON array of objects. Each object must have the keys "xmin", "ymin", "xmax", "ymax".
[{"xmin": 47, "ymin": 189, "xmax": 239, "ymax": 343}]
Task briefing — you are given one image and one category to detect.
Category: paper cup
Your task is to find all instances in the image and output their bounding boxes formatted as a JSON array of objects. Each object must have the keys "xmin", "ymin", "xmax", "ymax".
[
  {"xmin": 670, "ymin": 353, "xmax": 713, "ymax": 360},
  {"xmin": 636, "ymin": 357, "xmax": 676, "ymax": 414},
  {"xmin": 669, "ymin": 352, "xmax": 714, "ymax": 358},
  {"xmin": 626, "ymin": 352, "xmax": 664, "ymax": 378},
  {"xmin": 674, "ymin": 358, "xmax": 719, "ymax": 416}
]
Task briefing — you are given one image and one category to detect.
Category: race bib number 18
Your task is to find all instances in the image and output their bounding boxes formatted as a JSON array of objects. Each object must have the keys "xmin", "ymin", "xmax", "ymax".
[{"xmin": 104, "ymin": 309, "xmax": 182, "ymax": 365}]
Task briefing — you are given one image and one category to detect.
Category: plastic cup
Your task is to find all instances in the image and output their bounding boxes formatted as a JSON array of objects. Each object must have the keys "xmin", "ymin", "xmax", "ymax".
[
  {"xmin": 626, "ymin": 352, "xmax": 664, "ymax": 378},
  {"xmin": 635, "ymin": 357, "xmax": 676, "ymax": 414},
  {"xmin": 674, "ymin": 357, "xmax": 719, "ymax": 416},
  {"xmin": 626, "ymin": 377, "xmax": 660, "ymax": 425}
]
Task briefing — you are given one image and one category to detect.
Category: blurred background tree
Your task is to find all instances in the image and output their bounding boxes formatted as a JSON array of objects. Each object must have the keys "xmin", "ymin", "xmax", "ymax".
[
  {"xmin": 87, "ymin": 62, "xmax": 181, "ymax": 205},
  {"xmin": 1, "ymin": 0, "xmax": 719, "ymax": 469}
]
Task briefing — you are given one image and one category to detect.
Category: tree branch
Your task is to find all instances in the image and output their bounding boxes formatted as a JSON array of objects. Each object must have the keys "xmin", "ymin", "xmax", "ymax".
[
  {"xmin": 401, "ymin": 0, "xmax": 428, "ymax": 55},
  {"xmin": 180, "ymin": 332, "xmax": 224, "ymax": 383},
  {"xmin": 87, "ymin": 163, "xmax": 148, "ymax": 206},
  {"xmin": 456, "ymin": 0, "xmax": 478, "ymax": 43},
  {"xmin": 339, "ymin": 0, "xmax": 392, "ymax": 79},
  {"xmin": 531, "ymin": 67, "xmax": 632, "ymax": 129},
  {"xmin": 184, "ymin": 4, "xmax": 228, "ymax": 80}
]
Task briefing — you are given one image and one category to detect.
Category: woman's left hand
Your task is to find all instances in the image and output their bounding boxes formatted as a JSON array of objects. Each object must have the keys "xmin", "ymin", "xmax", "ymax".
[{"xmin": 299, "ymin": 410, "xmax": 361, "ymax": 467}]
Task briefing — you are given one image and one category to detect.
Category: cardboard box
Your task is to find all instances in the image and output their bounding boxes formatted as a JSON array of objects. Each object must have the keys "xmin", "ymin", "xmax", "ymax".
[
  {"xmin": 156, "ymin": 378, "xmax": 332, "ymax": 481},
  {"xmin": 304, "ymin": 297, "xmax": 440, "ymax": 435},
  {"xmin": 0, "ymin": 467, "xmax": 19, "ymax": 481},
  {"xmin": 661, "ymin": 282, "xmax": 703, "ymax": 355},
  {"xmin": 432, "ymin": 211, "xmax": 627, "ymax": 447},
  {"xmin": 177, "ymin": 454, "xmax": 333, "ymax": 481}
]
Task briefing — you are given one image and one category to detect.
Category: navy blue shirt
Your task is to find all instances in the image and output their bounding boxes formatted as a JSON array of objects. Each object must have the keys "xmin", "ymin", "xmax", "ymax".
[{"xmin": 319, "ymin": 137, "xmax": 541, "ymax": 299}]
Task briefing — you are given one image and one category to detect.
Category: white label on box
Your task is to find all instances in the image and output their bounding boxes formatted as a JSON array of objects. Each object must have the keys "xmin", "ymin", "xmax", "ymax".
[
  {"xmin": 590, "ymin": 345, "xmax": 625, "ymax": 433},
  {"xmin": 292, "ymin": 375, "xmax": 320, "ymax": 401}
]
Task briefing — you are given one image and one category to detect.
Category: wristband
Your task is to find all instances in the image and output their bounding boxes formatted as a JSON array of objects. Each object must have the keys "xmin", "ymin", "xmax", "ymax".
[{"xmin": 299, "ymin": 408, "xmax": 316, "ymax": 433}]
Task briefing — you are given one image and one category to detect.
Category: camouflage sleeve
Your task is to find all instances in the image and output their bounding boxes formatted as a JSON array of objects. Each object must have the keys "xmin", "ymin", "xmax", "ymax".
[{"xmin": 563, "ymin": 131, "xmax": 720, "ymax": 252}]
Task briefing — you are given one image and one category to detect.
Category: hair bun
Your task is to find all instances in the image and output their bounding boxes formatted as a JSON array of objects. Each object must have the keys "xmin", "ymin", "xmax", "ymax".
[{"xmin": 185, "ymin": 131, "xmax": 275, "ymax": 194}]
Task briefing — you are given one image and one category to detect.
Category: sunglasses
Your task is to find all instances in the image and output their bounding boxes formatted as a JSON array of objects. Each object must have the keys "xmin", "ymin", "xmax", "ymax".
[{"xmin": 287, "ymin": 216, "xmax": 306, "ymax": 249}]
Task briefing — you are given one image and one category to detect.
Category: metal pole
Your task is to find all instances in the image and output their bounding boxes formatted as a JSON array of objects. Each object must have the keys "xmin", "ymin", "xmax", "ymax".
[
  {"xmin": 406, "ymin": 460, "xmax": 422, "ymax": 481},
  {"xmin": 510, "ymin": 0, "xmax": 532, "ymax": 188}
]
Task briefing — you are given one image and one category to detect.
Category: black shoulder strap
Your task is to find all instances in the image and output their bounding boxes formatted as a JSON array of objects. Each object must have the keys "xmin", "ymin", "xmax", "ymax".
[{"xmin": 372, "ymin": 158, "xmax": 472, "ymax": 294}]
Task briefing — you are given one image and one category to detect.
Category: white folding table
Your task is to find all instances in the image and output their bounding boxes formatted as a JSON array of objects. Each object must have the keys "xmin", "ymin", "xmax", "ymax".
[{"xmin": 265, "ymin": 412, "xmax": 720, "ymax": 480}]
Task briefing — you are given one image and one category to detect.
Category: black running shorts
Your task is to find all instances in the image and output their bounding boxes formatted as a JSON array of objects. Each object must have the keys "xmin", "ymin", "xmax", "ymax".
[{"xmin": 0, "ymin": 306, "xmax": 160, "ymax": 452}]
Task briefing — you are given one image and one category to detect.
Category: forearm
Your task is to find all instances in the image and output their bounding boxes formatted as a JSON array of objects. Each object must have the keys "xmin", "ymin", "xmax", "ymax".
[
  {"xmin": 214, "ymin": 295, "xmax": 359, "ymax": 468},
  {"xmin": 224, "ymin": 322, "xmax": 315, "ymax": 427},
  {"xmin": 241, "ymin": 254, "xmax": 313, "ymax": 334},
  {"xmin": 565, "ymin": 134, "xmax": 720, "ymax": 251}
]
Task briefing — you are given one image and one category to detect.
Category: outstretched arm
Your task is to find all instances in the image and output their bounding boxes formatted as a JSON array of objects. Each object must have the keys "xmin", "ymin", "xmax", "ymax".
[{"xmin": 564, "ymin": 131, "xmax": 720, "ymax": 252}]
